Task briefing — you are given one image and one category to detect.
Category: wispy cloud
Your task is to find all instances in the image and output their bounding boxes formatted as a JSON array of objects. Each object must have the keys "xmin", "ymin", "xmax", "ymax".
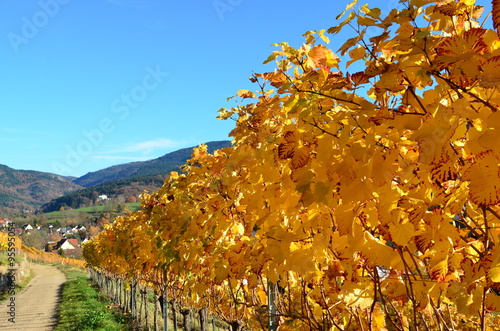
[{"xmin": 104, "ymin": 138, "xmax": 187, "ymax": 155}]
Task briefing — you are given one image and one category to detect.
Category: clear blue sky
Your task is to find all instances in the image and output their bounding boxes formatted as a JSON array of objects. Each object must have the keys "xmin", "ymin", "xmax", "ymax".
[{"xmin": 0, "ymin": 0, "xmax": 492, "ymax": 177}]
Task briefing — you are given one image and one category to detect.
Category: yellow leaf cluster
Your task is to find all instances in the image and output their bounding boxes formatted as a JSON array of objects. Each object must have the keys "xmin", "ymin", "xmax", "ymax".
[{"xmin": 82, "ymin": 1, "xmax": 500, "ymax": 329}]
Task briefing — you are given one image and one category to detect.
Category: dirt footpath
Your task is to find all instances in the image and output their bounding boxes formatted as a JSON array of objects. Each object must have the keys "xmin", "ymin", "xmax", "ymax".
[{"xmin": 0, "ymin": 263, "xmax": 66, "ymax": 330}]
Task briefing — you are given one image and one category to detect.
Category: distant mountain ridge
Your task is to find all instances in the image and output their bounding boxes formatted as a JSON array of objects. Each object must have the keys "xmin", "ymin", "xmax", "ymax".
[
  {"xmin": 73, "ymin": 140, "xmax": 232, "ymax": 187},
  {"xmin": 38, "ymin": 173, "xmax": 166, "ymax": 213},
  {"xmin": 0, "ymin": 165, "xmax": 83, "ymax": 213},
  {"xmin": 0, "ymin": 140, "xmax": 232, "ymax": 215},
  {"xmin": 38, "ymin": 140, "xmax": 232, "ymax": 213}
]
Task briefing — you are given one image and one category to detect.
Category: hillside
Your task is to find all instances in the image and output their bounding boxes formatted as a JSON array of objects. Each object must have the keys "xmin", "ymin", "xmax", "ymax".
[
  {"xmin": 39, "ymin": 174, "xmax": 165, "ymax": 213},
  {"xmin": 73, "ymin": 140, "xmax": 232, "ymax": 187},
  {"xmin": 39, "ymin": 141, "xmax": 233, "ymax": 213},
  {"xmin": 0, "ymin": 165, "xmax": 83, "ymax": 213}
]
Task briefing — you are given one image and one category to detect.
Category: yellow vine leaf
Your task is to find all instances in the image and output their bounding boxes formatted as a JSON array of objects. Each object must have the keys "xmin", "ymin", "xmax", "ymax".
[
  {"xmin": 486, "ymin": 292, "xmax": 500, "ymax": 312},
  {"xmin": 414, "ymin": 232, "xmax": 434, "ymax": 253},
  {"xmin": 360, "ymin": 4, "xmax": 381, "ymax": 19},
  {"xmin": 340, "ymin": 282, "xmax": 373, "ymax": 309},
  {"xmin": 381, "ymin": 278, "xmax": 407, "ymax": 301},
  {"xmin": 429, "ymin": 255, "xmax": 449, "ymax": 283},
  {"xmin": 231, "ymin": 223, "xmax": 245, "ymax": 236},
  {"xmin": 479, "ymin": 55, "xmax": 500, "ymax": 87},
  {"xmin": 490, "ymin": 246, "xmax": 500, "ymax": 282},
  {"xmin": 412, "ymin": 281, "xmax": 434, "ymax": 309},
  {"xmin": 335, "ymin": 203, "xmax": 356, "ymax": 236},
  {"xmin": 336, "ymin": 0, "xmax": 358, "ymax": 20},
  {"xmin": 374, "ymin": 65, "xmax": 405, "ymax": 92},
  {"xmin": 289, "ymin": 248, "xmax": 317, "ymax": 275},
  {"xmin": 435, "ymin": 28, "xmax": 487, "ymax": 65},
  {"xmin": 236, "ymin": 89, "xmax": 256, "ymax": 99},
  {"xmin": 372, "ymin": 305, "xmax": 386, "ymax": 329},
  {"xmin": 346, "ymin": 46, "xmax": 366, "ymax": 68},
  {"xmin": 338, "ymin": 32, "xmax": 365, "ymax": 56},
  {"xmin": 389, "ymin": 221, "xmax": 416, "ymax": 246},
  {"xmin": 411, "ymin": 0, "xmax": 432, "ymax": 6},
  {"xmin": 463, "ymin": 151, "xmax": 500, "ymax": 206},
  {"xmin": 478, "ymin": 111, "xmax": 500, "ymax": 154},
  {"xmin": 357, "ymin": 15, "xmax": 377, "ymax": 26},
  {"xmin": 461, "ymin": 0, "xmax": 476, "ymax": 5},
  {"xmin": 277, "ymin": 130, "xmax": 311, "ymax": 169},
  {"xmin": 363, "ymin": 232, "xmax": 396, "ymax": 267},
  {"xmin": 256, "ymin": 290, "xmax": 267, "ymax": 305}
]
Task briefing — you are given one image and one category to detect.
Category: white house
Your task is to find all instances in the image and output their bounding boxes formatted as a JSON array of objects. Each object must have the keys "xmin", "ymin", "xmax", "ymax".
[
  {"xmin": 58, "ymin": 239, "xmax": 79, "ymax": 250},
  {"xmin": 57, "ymin": 227, "xmax": 74, "ymax": 235}
]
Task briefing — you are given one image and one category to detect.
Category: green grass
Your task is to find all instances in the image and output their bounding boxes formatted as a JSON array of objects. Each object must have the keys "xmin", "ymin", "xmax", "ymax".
[
  {"xmin": 42, "ymin": 202, "xmax": 141, "ymax": 226},
  {"xmin": 54, "ymin": 265, "xmax": 131, "ymax": 331},
  {"xmin": 0, "ymin": 252, "xmax": 23, "ymax": 266},
  {"xmin": 43, "ymin": 203, "xmax": 142, "ymax": 223}
]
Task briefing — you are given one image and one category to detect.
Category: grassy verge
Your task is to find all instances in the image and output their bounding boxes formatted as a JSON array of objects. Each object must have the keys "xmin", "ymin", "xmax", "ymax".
[
  {"xmin": 44, "ymin": 202, "xmax": 142, "ymax": 221},
  {"xmin": 54, "ymin": 264, "xmax": 131, "ymax": 331}
]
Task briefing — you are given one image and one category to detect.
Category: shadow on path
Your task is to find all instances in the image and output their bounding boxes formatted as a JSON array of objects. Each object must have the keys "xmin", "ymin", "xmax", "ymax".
[{"xmin": 0, "ymin": 264, "xmax": 66, "ymax": 330}]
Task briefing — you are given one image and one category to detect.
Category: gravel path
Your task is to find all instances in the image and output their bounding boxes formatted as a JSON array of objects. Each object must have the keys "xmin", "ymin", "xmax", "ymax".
[{"xmin": 0, "ymin": 264, "xmax": 66, "ymax": 330}]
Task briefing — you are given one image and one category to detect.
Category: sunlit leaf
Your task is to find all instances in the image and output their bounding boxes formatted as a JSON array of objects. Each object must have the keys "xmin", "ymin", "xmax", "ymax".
[{"xmin": 463, "ymin": 151, "xmax": 500, "ymax": 206}]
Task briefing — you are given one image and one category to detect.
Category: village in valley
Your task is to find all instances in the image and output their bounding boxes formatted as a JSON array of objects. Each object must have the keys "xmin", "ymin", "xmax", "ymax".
[{"xmin": 0, "ymin": 193, "xmax": 139, "ymax": 260}]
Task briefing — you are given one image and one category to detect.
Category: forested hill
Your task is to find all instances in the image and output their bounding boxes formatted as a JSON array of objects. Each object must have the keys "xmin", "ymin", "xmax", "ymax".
[
  {"xmin": 73, "ymin": 140, "xmax": 232, "ymax": 187},
  {"xmin": 38, "ymin": 173, "xmax": 166, "ymax": 213},
  {"xmin": 38, "ymin": 140, "xmax": 232, "ymax": 213},
  {"xmin": 0, "ymin": 165, "xmax": 83, "ymax": 213}
]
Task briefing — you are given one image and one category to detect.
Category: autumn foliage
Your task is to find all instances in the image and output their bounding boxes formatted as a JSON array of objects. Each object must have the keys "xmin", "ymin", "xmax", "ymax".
[
  {"xmin": 22, "ymin": 244, "xmax": 86, "ymax": 269},
  {"xmin": 84, "ymin": 0, "xmax": 500, "ymax": 329},
  {"xmin": 0, "ymin": 231, "xmax": 20, "ymax": 252},
  {"xmin": 0, "ymin": 233, "xmax": 85, "ymax": 268}
]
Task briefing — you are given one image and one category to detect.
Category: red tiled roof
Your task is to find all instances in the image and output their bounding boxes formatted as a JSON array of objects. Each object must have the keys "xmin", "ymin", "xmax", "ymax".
[{"xmin": 67, "ymin": 239, "xmax": 79, "ymax": 248}]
